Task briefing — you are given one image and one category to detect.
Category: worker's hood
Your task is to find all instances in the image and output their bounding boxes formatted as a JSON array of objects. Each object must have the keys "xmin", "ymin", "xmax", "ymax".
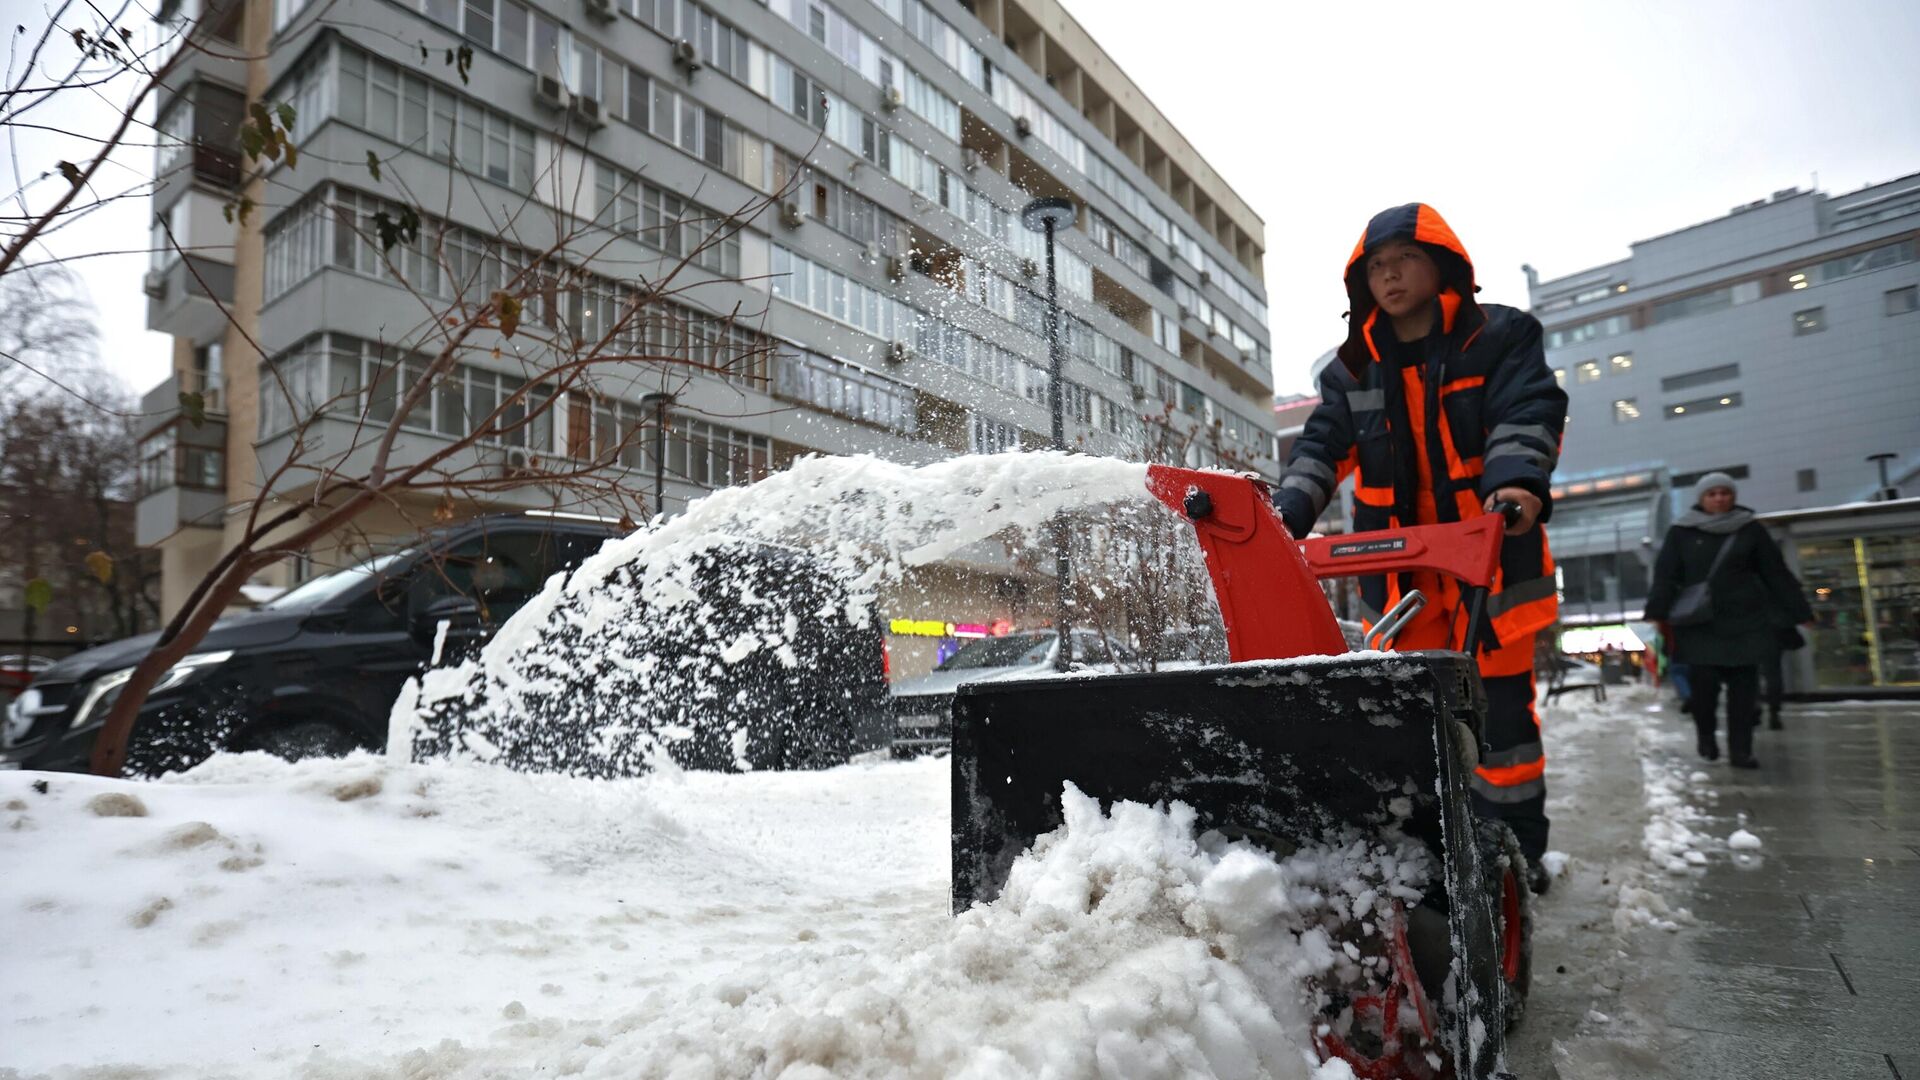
[{"xmin": 1336, "ymin": 203, "xmax": 1484, "ymax": 373}]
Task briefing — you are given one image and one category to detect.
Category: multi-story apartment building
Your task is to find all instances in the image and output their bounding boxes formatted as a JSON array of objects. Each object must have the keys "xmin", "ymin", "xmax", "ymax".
[
  {"xmin": 135, "ymin": 0, "xmax": 1280, "ymax": 665},
  {"xmin": 1528, "ymin": 172, "xmax": 1920, "ymax": 625}
]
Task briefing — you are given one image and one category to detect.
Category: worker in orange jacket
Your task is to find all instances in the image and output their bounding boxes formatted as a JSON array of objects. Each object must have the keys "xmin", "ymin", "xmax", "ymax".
[{"xmin": 1274, "ymin": 203, "xmax": 1566, "ymax": 893}]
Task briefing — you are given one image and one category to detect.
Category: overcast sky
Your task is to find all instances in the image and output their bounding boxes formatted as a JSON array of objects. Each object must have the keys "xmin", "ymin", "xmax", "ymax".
[
  {"xmin": 1065, "ymin": 0, "xmax": 1920, "ymax": 393},
  {"xmin": 14, "ymin": 0, "xmax": 1920, "ymax": 401}
]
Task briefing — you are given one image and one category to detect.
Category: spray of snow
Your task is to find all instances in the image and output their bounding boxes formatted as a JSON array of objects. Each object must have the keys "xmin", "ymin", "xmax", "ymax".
[
  {"xmin": 494, "ymin": 450, "xmax": 1149, "ymax": 666},
  {"xmin": 394, "ymin": 452, "xmax": 1223, "ymax": 777}
]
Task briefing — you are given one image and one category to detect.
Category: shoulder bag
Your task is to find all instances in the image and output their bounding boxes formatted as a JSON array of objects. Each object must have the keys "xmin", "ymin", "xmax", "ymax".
[{"xmin": 1667, "ymin": 531, "xmax": 1738, "ymax": 628}]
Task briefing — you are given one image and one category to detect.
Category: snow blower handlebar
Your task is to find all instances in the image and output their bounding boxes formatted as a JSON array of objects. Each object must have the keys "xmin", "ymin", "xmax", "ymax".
[{"xmin": 1144, "ymin": 465, "xmax": 1518, "ymax": 663}]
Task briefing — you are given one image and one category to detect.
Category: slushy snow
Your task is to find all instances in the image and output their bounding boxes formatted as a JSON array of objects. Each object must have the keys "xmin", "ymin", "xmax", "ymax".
[{"xmin": 2, "ymin": 755, "xmax": 1409, "ymax": 1079}]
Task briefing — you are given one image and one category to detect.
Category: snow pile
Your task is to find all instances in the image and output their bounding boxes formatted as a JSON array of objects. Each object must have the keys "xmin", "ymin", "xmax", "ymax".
[
  {"xmin": 2, "ymin": 756, "xmax": 1419, "ymax": 1079},
  {"xmin": 1599, "ymin": 698, "xmax": 1701, "ymax": 932},
  {"xmin": 1639, "ymin": 751, "xmax": 1715, "ymax": 874},
  {"xmin": 398, "ymin": 452, "xmax": 1187, "ymax": 776},
  {"xmin": 1539, "ymin": 849, "xmax": 1571, "ymax": 879},
  {"xmin": 1612, "ymin": 883, "xmax": 1694, "ymax": 935}
]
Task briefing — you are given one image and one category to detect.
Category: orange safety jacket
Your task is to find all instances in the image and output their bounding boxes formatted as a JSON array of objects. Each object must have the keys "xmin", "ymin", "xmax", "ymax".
[{"xmin": 1275, "ymin": 203, "xmax": 1567, "ymax": 657}]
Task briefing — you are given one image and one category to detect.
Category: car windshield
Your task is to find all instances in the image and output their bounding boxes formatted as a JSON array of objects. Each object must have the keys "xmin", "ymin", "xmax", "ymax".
[
  {"xmin": 262, "ymin": 551, "xmax": 414, "ymax": 610},
  {"xmin": 937, "ymin": 633, "xmax": 1054, "ymax": 670}
]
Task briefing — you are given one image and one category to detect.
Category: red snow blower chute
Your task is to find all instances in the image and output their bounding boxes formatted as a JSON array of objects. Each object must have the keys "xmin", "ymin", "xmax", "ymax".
[{"xmin": 951, "ymin": 465, "xmax": 1530, "ymax": 1080}]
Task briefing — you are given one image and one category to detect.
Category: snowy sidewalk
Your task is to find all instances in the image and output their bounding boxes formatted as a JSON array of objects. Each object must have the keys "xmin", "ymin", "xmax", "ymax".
[
  {"xmin": 6, "ymin": 688, "xmax": 1913, "ymax": 1079},
  {"xmin": 1537, "ymin": 693, "xmax": 1920, "ymax": 1080}
]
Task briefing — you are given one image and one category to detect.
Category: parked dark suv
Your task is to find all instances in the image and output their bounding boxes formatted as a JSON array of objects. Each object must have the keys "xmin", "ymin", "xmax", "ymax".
[{"xmin": 1, "ymin": 514, "xmax": 621, "ymax": 776}]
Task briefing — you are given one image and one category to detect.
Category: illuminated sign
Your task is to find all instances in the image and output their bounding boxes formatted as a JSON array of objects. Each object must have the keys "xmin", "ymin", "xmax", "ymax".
[
  {"xmin": 1559, "ymin": 625, "xmax": 1647, "ymax": 652},
  {"xmin": 888, "ymin": 618, "xmax": 1014, "ymax": 639}
]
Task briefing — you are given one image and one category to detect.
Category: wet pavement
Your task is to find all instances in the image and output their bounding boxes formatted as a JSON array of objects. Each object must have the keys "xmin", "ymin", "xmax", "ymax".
[
  {"xmin": 1530, "ymin": 695, "xmax": 1920, "ymax": 1079},
  {"xmin": 1658, "ymin": 700, "xmax": 1920, "ymax": 1078}
]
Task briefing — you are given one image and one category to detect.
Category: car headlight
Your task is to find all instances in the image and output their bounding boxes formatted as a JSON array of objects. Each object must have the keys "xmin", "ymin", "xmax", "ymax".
[
  {"xmin": 5, "ymin": 689, "xmax": 42, "ymax": 746},
  {"xmin": 71, "ymin": 651, "xmax": 234, "ymax": 731}
]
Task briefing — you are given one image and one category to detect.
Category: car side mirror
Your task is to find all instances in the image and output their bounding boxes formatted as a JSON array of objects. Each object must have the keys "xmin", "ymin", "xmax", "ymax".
[{"xmin": 413, "ymin": 594, "xmax": 482, "ymax": 640}]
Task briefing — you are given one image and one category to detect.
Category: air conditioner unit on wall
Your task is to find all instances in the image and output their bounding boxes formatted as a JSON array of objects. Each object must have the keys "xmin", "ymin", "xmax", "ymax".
[
  {"xmin": 142, "ymin": 270, "xmax": 166, "ymax": 300},
  {"xmin": 881, "ymin": 85, "xmax": 903, "ymax": 112},
  {"xmin": 1199, "ymin": 269, "xmax": 1212, "ymax": 286},
  {"xmin": 1014, "ymin": 115, "xmax": 1033, "ymax": 139},
  {"xmin": 779, "ymin": 201, "xmax": 804, "ymax": 229},
  {"xmin": 1019, "ymin": 257, "xmax": 1039, "ymax": 280},
  {"xmin": 583, "ymin": 0, "xmax": 614, "ymax": 21},
  {"xmin": 886, "ymin": 255, "xmax": 908, "ymax": 282},
  {"xmin": 571, "ymin": 94, "xmax": 606, "ymax": 129},
  {"xmin": 962, "ymin": 148, "xmax": 981, "ymax": 172},
  {"xmin": 533, "ymin": 73, "xmax": 567, "ymax": 109},
  {"xmin": 672, "ymin": 39, "xmax": 702, "ymax": 72},
  {"xmin": 499, "ymin": 446, "xmax": 538, "ymax": 478},
  {"xmin": 1129, "ymin": 383, "xmax": 1147, "ymax": 403},
  {"xmin": 887, "ymin": 340, "xmax": 914, "ymax": 365}
]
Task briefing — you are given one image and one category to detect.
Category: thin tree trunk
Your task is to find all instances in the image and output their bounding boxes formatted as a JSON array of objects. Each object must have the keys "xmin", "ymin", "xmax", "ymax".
[{"xmin": 89, "ymin": 555, "xmax": 259, "ymax": 776}]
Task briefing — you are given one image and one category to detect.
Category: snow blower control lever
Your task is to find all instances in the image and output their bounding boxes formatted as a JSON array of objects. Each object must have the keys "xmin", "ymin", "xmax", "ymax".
[{"xmin": 1145, "ymin": 464, "xmax": 1519, "ymax": 662}]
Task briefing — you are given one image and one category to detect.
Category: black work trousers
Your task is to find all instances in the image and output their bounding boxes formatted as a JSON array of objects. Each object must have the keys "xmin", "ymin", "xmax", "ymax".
[
  {"xmin": 1690, "ymin": 663, "xmax": 1759, "ymax": 761},
  {"xmin": 1470, "ymin": 670, "xmax": 1550, "ymax": 862}
]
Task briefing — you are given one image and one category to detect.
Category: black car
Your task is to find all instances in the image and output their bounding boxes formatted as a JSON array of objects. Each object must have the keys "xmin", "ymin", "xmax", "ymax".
[{"xmin": 1, "ymin": 514, "xmax": 621, "ymax": 776}]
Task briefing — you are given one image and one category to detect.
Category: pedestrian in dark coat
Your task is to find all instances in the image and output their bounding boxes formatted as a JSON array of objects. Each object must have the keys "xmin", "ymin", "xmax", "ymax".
[{"xmin": 1644, "ymin": 472, "xmax": 1813, "ymax": 768}]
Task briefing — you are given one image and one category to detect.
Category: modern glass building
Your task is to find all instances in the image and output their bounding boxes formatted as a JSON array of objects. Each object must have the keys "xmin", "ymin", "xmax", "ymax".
[
  {"xmin": 1528, "ymin": 172, "xmax": 1920, "ymax": 520},
  {"xmin": 1529, "ymin": 172, "xmax": 1920, "ymax": 669}
]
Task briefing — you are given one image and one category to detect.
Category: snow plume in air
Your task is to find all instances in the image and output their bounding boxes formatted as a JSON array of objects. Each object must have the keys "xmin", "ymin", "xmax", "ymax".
[{"xmin": 401, "ymin": 452, "xmax": 1161, "ymax": 775}]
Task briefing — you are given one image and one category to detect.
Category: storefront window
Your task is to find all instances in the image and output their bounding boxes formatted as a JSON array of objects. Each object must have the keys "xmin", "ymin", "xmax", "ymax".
[{"xmin": 1799, "ymin": 532, "xmax": 1920, "ymax": 687}]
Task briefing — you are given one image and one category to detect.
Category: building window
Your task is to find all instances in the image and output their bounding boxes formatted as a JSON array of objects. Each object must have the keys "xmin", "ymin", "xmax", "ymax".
[
  {"xmin": 1667, "ymin": 392, "xmax": 1742, "ymax": 419},
  {"xmin": 1887, "ymin": 285, "xmax": 1919, "ymax": 316},
  {"xmin": 1544, "ymin": 312, "xmax": 1630, "ymax": 349},
  {"xmin": 1552, "ymin": 368, "xmax": 1565, "ymax": 388},
  {"xmin": 1789, "ymin": 238, "xmax": 1916, "ymax": 289},
  {"xmin": 1650, "ymin": 279, "xmax": 1761, "ymax": 325},
  {"xmin": 1793, "ymin": 307, "xmax": 1826, "ymax": 335},
  {"xmin": 1612, "ymin": 398, "xmax": 1640, "ymax": 423},
  {"xmin": 1608, "ymin": 352, "xmax": 1633, "ymax": 376},
  {"xmin": 1797, "ymin": 468, "xmax": 1818, "ymax": 492},
  {"xmin": 1575, "ymin": 359, "xmax": 1603, "ymax": 384},
  {"xmin": 969, "ymin": 415, "xmax": 1020, "ymax": 454},
  {"xmin": 1660, "ymin": 363, "xmax": 1740, "ymax": 393}
]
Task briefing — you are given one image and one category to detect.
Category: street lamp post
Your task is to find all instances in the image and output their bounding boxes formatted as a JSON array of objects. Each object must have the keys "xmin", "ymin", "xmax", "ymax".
[
  {"xmin": 1022, "ymin": 195, "xmax": 1076, "ymax": 671},
  {"xmin": 640, "ymin": 391, "xmax": 674, "ymax": 521},
  {"xmin": 1869, "ymin": 451, "xmax": 1899, "ymax": 501}
]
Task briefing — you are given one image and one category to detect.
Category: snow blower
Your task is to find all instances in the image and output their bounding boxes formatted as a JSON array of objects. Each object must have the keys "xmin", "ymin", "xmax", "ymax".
[{"xmin": 951, "ymin": 465, "xmax": 1529, "ymax": 1080}]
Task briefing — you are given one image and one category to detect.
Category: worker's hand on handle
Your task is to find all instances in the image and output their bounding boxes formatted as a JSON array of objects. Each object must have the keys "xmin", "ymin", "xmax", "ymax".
[{"xmin": 1485, "ymin": 487, "xmax": 1542, "ymax": 536}]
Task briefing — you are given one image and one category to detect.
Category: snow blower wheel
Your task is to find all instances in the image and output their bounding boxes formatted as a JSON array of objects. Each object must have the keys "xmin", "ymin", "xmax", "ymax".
[{"xmin": 1478, "ymin": 818, "xmax": 1534, "ymax": 1032}]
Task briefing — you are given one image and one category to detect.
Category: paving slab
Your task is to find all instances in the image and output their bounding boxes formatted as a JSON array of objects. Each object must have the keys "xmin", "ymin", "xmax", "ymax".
[{"xmin": 1570, "ymin": 698, "xmax": 1920, "ymax": 1077}]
